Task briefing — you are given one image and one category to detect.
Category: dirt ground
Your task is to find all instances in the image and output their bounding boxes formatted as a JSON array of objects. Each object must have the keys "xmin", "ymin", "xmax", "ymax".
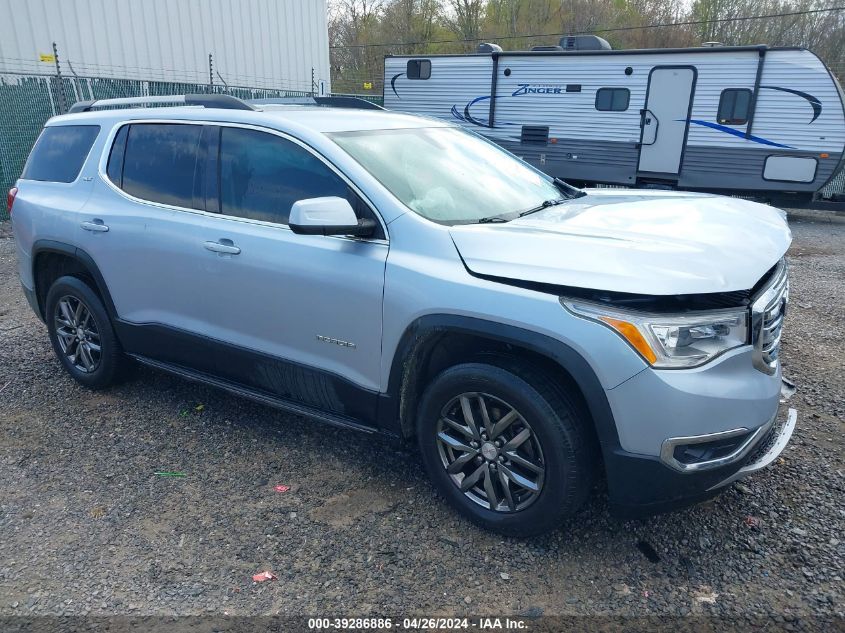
[{"xmin": 0, "ymin": 213, "xmax": 842, "ymax": 624}]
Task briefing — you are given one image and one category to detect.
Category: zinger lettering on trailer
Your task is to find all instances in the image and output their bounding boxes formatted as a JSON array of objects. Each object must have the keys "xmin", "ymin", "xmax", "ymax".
[{"xmin": 512, "ymin": 84, "xmax": 568, "ymax": 96}]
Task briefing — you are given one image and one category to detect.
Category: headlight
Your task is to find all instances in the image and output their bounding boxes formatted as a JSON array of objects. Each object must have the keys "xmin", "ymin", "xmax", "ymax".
[{"xmin": 562, "ymin": 299, "xmax": 748, "ymax": 369}]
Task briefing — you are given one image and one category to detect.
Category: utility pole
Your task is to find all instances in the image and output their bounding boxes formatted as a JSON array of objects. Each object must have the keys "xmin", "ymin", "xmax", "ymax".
[
  {"xmin": 209, "ymin": 53, "xmax": 214, "ymax": 89},
  {"xmin": 311, "ymin": 67, "xmax": 315, "ymax": 96}
]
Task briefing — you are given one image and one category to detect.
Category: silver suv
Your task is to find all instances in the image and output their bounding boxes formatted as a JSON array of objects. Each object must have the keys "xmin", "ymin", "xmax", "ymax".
[{"xmin": 10, "ymin": 94, "xmax": 795, "ymax": 536}]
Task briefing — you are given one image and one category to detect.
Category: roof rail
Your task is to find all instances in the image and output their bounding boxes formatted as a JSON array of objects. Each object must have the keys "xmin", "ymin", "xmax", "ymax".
[
  {"xmin": 249, "ymin": 95, "xmax": 383, "ymax": 111},
  {"xmin": 67, "ymin": 93, "xmax": 255, "ymax": 113}
]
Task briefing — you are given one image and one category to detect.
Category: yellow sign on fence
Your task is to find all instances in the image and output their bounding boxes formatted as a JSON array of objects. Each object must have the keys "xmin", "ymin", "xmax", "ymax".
[
  {"xmin": 39, "ymin": 53, "xmax": 55, "ymax": 63},
  {"xmin": 363, "ymin": 82, "xmax": 373, "ymax": 90}
]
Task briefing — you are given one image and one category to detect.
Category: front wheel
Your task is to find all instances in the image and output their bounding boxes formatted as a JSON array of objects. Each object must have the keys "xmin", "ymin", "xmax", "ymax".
[{"xmin": 416, "ymin": 361, "xmax": 594, "ymax": 537}]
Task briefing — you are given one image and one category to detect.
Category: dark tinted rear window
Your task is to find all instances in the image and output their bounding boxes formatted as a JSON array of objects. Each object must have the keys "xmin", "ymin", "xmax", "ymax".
[
  {"xmin": 122, "ymin": 123, "xmax": 203, "ymax": 208},
  {"xmin": 22, "ymin": 125, "xmax": 100, "ymax": 183}
]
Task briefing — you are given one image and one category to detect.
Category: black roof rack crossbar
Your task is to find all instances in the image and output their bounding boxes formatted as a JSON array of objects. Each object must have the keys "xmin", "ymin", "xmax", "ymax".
[
  {"xmin": 314, "ymin": 96, "xmax": 383, "ymax": 110},
  {"xmin": 249, "ymin": 96, "xmax": 383, "ymax": 110}
]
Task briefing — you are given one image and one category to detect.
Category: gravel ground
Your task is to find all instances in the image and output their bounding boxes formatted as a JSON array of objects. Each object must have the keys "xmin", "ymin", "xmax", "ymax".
[{"xmin": 0, "ymin": 213, "xmax": 842, "ymax": 623}]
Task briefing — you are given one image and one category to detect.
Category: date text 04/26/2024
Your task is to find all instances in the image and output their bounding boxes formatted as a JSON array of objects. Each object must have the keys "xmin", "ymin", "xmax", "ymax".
[{"xmin": 307, "ymin": 617, "xmax": 529, "ymax": 630}]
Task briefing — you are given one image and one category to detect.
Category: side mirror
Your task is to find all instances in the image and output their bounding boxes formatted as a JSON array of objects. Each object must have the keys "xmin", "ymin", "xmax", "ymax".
[{"xmin": 288, "ymin": 196, "xmax": 375, "ymax": 237}]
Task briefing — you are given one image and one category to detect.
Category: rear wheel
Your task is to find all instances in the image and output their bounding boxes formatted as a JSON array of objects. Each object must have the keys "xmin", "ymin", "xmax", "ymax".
[
  {"xmin": 417, "ymin": 361, "xmax": 593, "ymax": 536},
  {"xmin": 45, "ymin": 276, "xmax": 125, "ymax": 389}
]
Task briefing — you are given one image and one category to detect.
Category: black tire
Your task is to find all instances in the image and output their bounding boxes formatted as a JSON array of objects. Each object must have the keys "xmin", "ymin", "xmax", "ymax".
[
  {"xmin": 45, "ymin": 275, "xmax": 125, "ymax": 390},
  {"xmin": 416, "ymin": 361, "xmax": 593, "ymax": 537}
]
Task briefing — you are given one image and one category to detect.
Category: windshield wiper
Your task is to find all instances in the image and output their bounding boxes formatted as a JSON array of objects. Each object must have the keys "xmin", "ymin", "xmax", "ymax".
[
  {"xmin": 554, "ymin": 177, "xmax": 588, "ymax": 200},
  {"xmin": 475, "ymin": 178, "xmax": 586, "ymax": 224},
  {"xmin": 518, "ymin": 198, "xmax": 568, "ymax": 218},
  {"xmin": 517, "ymin": 179, "xmax": 587, "ymax": 218}
]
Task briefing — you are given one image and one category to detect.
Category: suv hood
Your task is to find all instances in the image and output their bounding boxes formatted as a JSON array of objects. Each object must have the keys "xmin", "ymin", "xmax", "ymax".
[{"xmin": 449, "ymin": 190, "xmax": 791, "ymax": 295}]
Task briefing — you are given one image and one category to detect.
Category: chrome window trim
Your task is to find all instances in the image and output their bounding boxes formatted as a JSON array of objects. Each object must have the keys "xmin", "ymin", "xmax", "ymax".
[{"xmin": 95, "ymin": 118, "xmax": 389, "ymax": 244}]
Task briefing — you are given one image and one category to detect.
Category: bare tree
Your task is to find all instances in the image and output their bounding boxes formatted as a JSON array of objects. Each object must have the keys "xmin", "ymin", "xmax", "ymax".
[
  {"xmin": 328, "ymin": 0, "xmax": 845, "ymax": 92},
  {"xmin": 445, "ymin": 0, "xmax": 484, "ymax": 49}
]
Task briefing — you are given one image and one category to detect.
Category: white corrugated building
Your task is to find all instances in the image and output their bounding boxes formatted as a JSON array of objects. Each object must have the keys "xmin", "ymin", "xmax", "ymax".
[{"xmin": 0, "ymin": 0, "xmax": 330, "ymax": 92}]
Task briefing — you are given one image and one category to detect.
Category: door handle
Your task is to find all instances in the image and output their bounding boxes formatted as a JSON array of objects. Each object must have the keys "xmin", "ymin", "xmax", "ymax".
[
  {"xmin": 204, "ymin": 240, "xmax": 241, "ymax": 255},
  {"xmin": 81, "ymin": 219, "xmax": 109, "ymax": 232},
  {"xmin": 639, "ymin": 109, "xmax": 659, "ymax": 146}
]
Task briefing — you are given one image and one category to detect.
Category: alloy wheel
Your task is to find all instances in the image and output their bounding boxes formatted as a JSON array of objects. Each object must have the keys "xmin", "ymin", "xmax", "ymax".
[
  {"xmin": 54, "ymin": 295, "xmax": 102, "ymax": 373},
  {"xmin": 435, "ymin": 392, "xmax": 546, "ymax": 512}
]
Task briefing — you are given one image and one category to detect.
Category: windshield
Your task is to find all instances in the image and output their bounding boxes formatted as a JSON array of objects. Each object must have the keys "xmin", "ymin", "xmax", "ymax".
[{"xmin": 329, "ymin": 126, "xmax": 566, "ymax": 225}]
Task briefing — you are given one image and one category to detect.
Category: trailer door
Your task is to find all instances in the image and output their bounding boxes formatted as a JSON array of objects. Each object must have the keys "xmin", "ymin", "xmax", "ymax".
[{"xmin": 638, "ymin": 66, "xmax": 696, "ymax": 176}]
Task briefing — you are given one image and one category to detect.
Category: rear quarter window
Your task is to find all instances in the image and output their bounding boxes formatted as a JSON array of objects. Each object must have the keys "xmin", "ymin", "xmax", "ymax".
[{"xmin": 22, "ymin": 125, "xmax": 100, "ymax": 183}]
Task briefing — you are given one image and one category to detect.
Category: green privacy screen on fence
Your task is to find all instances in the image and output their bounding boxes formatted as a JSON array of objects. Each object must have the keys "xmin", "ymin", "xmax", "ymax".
[
  {"xmin": 2, "ymin": 71, "xmax": 842, "ymax": 221},
  {"xmin": 0, "ymin": 72, "xmax": 383, "ymax": 220}
]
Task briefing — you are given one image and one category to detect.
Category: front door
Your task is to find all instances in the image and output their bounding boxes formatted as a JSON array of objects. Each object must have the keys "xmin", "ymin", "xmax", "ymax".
[
  {"xmin": 638, "ymin": 67, "xmax": 696, "ymax": 176},
  {"xmin": 190, "ymin": 125, "xmax": 388, "ymax": 421}
]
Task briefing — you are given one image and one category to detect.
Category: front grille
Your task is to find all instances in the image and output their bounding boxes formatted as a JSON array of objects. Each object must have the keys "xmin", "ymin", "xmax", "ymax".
[{"xmin": 750, "ymin": 260, "xmax": 789, "ymax": 374}]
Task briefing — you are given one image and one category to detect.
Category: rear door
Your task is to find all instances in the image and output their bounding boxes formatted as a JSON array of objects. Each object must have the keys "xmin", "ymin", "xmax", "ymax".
[
  {"xmin": 80, "ymin": 120, "xmax": 223, "ymax": 376},
  {"xmin": 638, "ymin": 66, "xmax": 697, "ymax": 176}
]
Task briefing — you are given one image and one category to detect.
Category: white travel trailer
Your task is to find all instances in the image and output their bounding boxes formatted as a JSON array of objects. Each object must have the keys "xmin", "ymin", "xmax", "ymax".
[{"xmin": 383, "ymin": 43, "xmax": 845, "ymax": 204}]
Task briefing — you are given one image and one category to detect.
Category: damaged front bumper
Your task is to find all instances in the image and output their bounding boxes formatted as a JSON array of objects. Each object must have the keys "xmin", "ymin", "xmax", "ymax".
[
  {"xmin": 707, "ymin": 406, "xmax": 797, "ymax": 491},
  {"xmin": 605, "ymin": 401, "xmax": 797, "ymax": 518}
]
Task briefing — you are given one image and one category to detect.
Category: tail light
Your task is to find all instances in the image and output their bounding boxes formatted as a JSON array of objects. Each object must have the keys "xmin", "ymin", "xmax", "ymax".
[{"xmin": 6, "ymin": 187, "xmax": 17, "ymax": 215}]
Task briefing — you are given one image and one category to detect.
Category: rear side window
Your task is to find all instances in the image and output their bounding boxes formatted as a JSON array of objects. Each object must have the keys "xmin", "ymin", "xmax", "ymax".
[
  {"xmin": 407, "ymin": 59, "xmax": 431, "ymax": 80},
  {"xmin": 717, "ymin": 89, "xmax": 752, "ymax": 125},
  {"xmin": 219, "ymin": 127, "xmax": 356, "ymax": 226},
  {"xmin": 595, "ymin": 88, "xmax": 629, "ymax": 111},
  {"xmin": 106, "ymin": 125, "xmax": 129, "ymax": 186},
  {"xmin": 22, "ymin": 125, "xmax": 100, "ymax": 183},
  {"xmin": 119, "ymin": 124, "xmax": 204, "ymax": 209}
]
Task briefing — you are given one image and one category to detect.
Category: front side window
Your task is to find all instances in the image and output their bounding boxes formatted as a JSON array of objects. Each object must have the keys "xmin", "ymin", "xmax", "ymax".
[
  {"xmin": 595, "ymin": 88, "xmax": 630, "ymax": 111},
  {"xmin": 120, "ymin": 123, "xmax": 204, "ymax": 208},
  {"xmin": 718, "ymin": 89, "xmax": 752, "ymax": 125},
  {"xmin": 22, "ymin": 125, "xmax": 100, "ymax": 183},
  {"xmin": 407, "ymin": 59, "xmax": 431, "ymax": 80},
  {"xmin": 330, "ymin": 126, "xmax": 565, "ymax": 225},
  {"xmin": 219, "ymin": 127, "xmax": 377, "ymax": 231}
]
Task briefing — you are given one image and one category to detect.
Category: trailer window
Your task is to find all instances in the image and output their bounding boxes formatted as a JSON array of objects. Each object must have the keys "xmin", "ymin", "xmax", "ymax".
[
  {"xmin": 595, "ymin": 88, "xmax": 629, "ymax": 111},
  {"xmin": 717, "ymin": 89, "xmax": 752, "ymax": 125},
  {"xmin": 407, "ymin": 59, "xmax": 431, "ymax": 80}
]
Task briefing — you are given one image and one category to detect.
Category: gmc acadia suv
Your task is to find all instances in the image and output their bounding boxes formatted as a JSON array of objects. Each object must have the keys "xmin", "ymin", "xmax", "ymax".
[{"xmin": 10, "ymin": 94, "xmax": 796, "ymax": 536}]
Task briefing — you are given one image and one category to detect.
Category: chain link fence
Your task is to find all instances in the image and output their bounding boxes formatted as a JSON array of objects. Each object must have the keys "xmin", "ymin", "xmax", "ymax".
[
  {"xmin": 0, "ymin": 71, "xmax": 383, "ymax": 220},
  {"xmin": 0, "ymin": 68, "xmax": 841, "ymax": 221}
]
